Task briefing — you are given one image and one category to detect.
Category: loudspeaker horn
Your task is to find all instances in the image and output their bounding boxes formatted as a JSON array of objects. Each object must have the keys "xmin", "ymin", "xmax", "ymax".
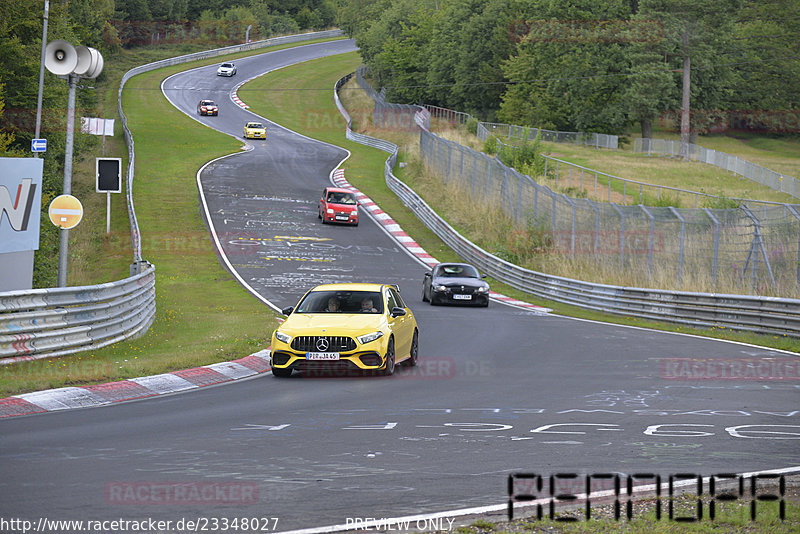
[
  {"xmin": 44, "ymin": 40, "xmax": 78, "ymax": 76},
  {"xmin": 74, "ymin": 46, "xmax": 104, "ymax": 79}
]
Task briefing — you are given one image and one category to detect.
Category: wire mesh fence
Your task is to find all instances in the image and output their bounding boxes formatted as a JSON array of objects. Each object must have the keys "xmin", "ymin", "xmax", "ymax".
[
  {"xmin": 420, "ymin": 130, "xmax": 800, "ymax": 296},
  {"xmin": 634, "ymin": 137, "xmax": 799, "ymax": 199}
]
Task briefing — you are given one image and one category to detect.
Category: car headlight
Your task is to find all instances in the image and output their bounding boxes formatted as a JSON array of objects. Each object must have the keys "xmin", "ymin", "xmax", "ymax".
[
  {"xmin": 357, "ymin": 331, "xmax": 383, "ymax": 345},
  {"xmin": 476, "ymin": 286, "xmax": 489, "ymax": 293},
  {"xmin": 327, "ymin": 208, "xmax": 334, "ymax": 214},
  {"xmin": 434, "ymin": 284, "xmax": 446, "ymax": 292},
  {"xmin": 274, "ymin": 330, "xmax": 291, "ymax": 344}
]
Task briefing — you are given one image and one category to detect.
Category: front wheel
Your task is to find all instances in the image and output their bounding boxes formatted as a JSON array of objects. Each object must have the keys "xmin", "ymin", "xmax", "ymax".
[
  {"xmin": 379, "ymin": 338, "xmax": 395, "ymax": 376},
  {"xmin": 406, "ymin": 330, "xmax": 418, "ymax": 367}
]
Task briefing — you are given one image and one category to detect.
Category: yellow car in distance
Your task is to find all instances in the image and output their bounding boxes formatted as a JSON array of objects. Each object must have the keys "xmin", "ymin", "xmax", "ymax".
[
  {"xmin": 243, "ymin": 121, "xmax": 267, "ymax": 139},
  {"xmin": 270, "ymin": 283, "xmax": 419, "ymax": 378}
]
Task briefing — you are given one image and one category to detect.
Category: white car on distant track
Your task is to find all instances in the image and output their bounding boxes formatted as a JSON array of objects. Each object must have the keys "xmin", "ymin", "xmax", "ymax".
[{"xmin": 217, "ymin": 62, "xmax": 236, "ymax": 76}]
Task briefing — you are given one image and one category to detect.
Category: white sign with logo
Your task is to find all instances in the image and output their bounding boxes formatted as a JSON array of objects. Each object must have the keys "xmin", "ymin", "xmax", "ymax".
[{"xmin": 0, "ymin": 157, "xmax": 43, "ymax": 254}]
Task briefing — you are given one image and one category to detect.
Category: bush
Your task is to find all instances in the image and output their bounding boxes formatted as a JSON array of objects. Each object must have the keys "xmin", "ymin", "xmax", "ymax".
[
  {"xmin": 466, "ymin": 117, "xmax": 478, "ymax": 135},
  {"xmin": 483, "ymin": 135, "xmax": 498, "ymax": 155}
]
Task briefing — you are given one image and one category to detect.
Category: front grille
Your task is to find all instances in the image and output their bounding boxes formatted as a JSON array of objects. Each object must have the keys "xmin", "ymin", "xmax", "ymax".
[
  {"xmin": 447, "ymin": 285, "xmax": 475, "ymax": 294},
  {"xmin": 291, "ymin": 336, "xmax": 356, "ymax": 352}
]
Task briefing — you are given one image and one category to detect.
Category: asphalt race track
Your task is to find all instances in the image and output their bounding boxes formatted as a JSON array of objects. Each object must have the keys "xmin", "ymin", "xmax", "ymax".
[{"xmin": 1, "ymin": 40, "xmax": 798, "ymax": 532}]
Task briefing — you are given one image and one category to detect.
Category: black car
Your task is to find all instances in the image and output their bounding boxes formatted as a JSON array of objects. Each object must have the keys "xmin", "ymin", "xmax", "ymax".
[{"xmin": 422, "ymin": 262, "xmax": 490, "ymax": 306}]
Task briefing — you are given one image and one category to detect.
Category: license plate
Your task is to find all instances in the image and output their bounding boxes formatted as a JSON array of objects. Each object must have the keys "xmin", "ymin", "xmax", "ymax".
[
  {"xmin": 453, "ymin": 294, "xmax": 472, "ymax": 300},
  {"xmin": 335, "ymin": 215, "xmax": 349, "ymax": 221},
  {"xmin": 306, "ymin": 352, "xmax": 340, "ymax": 360}
]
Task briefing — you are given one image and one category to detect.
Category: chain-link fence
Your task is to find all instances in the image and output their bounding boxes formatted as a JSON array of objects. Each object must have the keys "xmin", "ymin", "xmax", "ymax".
[
  {"xmin": 478, "ymin": 121, "xmax": 618, "ymax": 149},
  {"xmin": 634, "ymin": 137, "xmax": 798, "ymax": 200},
  {"xmin": 491, "ymin": 138, "xmax": 786, "ymax": 213},
  {"xmin": 420, "ymin": 130, "xmax": 800, "ymax": 295}
]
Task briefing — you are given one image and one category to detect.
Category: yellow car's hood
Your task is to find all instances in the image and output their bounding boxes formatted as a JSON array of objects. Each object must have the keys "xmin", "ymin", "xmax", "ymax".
[{"xmin": 281, "ymin": 313, "xmax": 386, "ymax": 337}]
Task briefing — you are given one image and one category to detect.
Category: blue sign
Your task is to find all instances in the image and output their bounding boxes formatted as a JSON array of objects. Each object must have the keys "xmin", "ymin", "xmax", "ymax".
[{"xmin": 31, "ymin": 138, "xmax": 47, "ymax": 152}]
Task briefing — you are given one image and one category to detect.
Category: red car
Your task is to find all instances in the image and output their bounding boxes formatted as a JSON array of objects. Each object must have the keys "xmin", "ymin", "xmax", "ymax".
[
  {"xmin": 197, "ymin": 99, "xmax": 218, "ymax": 116},
  {"xmin": 318, "ymin": 187, "xmax": 359, "ymax": 226}
]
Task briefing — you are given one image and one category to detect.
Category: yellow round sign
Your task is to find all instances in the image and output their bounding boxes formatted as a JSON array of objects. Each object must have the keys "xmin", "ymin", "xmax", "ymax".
[{"xmin": 49, "ymin": 194, "xmax": 84, "ymax": 229}]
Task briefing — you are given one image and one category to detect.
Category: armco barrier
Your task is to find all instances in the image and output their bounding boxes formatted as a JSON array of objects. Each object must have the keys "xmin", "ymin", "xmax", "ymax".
[
  {"xmin": 0, "ymin": 31, "xmax": 344, "ymax": 363},
  {"xmin": 335, "ymin": 73, "xmax": 800, "ymax": 338},
  {"xmin": 0, "ymin": 265, "xmax": 155, "ymax": 364}
]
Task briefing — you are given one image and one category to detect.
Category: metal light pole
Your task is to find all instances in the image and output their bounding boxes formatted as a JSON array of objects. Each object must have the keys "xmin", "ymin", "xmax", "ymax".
[
  {"xmin": 44, "ymin": 39, "xmax": 103, "ymax": 286},
  {"xmin": 57, "ymin": 73, "xmax": 78, "ymax": 287},
  {"xmin": 34, "ymin": 0, "xmax": 50, "ymax": 159}
]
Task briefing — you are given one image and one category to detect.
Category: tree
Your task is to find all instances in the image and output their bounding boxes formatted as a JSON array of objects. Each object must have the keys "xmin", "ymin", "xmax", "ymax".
[
  {"xmin": 637, "ymin": 0, "xmax": 741, "ymax": 156},
  {"xmin": 498, "ymin": 0, "xmax": 633, "ymax": 133}
]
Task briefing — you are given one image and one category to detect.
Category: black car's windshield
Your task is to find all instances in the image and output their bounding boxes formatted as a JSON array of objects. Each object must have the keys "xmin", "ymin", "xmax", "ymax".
[
  {"xmin": 296, "ymin": 291, "xmax": 384, "ymax": 314},
  {"xmin": 436, "ymin": 265, "xmax": 480, "ymax": 278}
]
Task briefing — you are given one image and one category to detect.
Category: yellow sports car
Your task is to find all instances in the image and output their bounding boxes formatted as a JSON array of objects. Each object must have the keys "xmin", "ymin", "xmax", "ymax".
[
  {"xmin": 270, "ymin": 283, "xmax": 419, "ymax": 377},
  {"xmin": 243, "ymin": 121, "xmax": 266, "ymax": 139}
]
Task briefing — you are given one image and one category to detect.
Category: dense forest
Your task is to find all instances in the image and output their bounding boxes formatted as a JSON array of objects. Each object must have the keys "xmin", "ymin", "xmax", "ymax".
[{"xmin": 338, "ymin": 0, "xmax": 799, "ymax": 137}]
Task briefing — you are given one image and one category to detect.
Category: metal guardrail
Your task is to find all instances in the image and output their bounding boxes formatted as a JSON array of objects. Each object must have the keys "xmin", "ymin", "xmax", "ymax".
[
  {"xmin": 0, "ymin": 31, "xmax": 344, "ymax": 364},
  {"xmin": 0, "ymin": 265, "xmax": 156, "ymax": 364},
  {"xmin": 335, "ymin": 73, "xmax": 800, "ymax": 338}
]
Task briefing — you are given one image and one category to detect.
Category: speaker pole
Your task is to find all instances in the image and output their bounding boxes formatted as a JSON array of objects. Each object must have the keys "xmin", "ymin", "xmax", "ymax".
[
  {"xmin": 34, "ymin": 0, "xmax": 50, "ymax": 159},
  {"xmin": 57, "ymin": 73, "xmax": 77, "ymax": 287}
]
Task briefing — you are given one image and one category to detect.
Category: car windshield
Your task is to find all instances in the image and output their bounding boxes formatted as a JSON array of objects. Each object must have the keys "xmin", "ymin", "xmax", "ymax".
[
  {"xmin": 247, "ymin": 123, "xmax": 263, "ymax": 129},
  {"xmin": 221, "ymin": 63, "xmax": 233, "ymax": 68},
  {"xmin": 326, "ymin": 192, "xmax": 356, "ymax": 205},
  {"xmin": 201, "ymin": 101, "xmax": 215, "ymax": 106},
  {"xmin": 437, "ymin": 264, "xmax": 480, "ymax": 278},
  {"xmin": 295, "ymin": 291, "xmax": 384, "ymax": 314}
]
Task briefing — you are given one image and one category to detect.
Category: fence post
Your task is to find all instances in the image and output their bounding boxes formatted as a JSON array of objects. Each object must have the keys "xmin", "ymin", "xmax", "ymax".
[
  {"xmin": 471, "ymin": 152, "xmax": 477, "ymax": 196},
  {"xmin": 741, "ymin": 206, "xmax": 776, "ymax": 290},
  {"xmin": 703, "ymin": 208, "xmax": 721, "ymax": 286},
  {"xmin": 586, "ymin": 199, "xmax": 600, "ymax": 259},
  {"xmin": 669, "ymin": 207, "xmax": 686, "ymax": 285},
  {"xmin": 552, "ymin": 193, "xmax": 557, "ymax": 247},
  {"xmin": 640, "ymin": 205, "xmax": 655, "ymax": 276},
  {"xmin": 544, "ymin": 157, "xmax": 548, "ymax": 179},
  {"xmin": 787, "ymin": 205, "xmax": 800, "ymax": 287},
  {"xmin": 565, "ymin": 195, "xmax": 576, "ymax": 256},
  {"xmin": 613, "ymin": 204, "xmax": 625, "ymax": 268},
  {"xmin": 486, "ymin": 156, "xmax": 492, "ymax": 200}
]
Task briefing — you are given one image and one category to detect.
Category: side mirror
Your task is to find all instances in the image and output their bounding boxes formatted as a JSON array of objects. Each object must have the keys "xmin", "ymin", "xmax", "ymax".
[
  {"xmin": 390, "ymin": 307, "xmax": 406, "ymax": 318},
  {"xmin": 481, "ymin": 274, "xmax": 487, "ymax": 279},
  {"xmin": 281, "ymin": 306, "xmax": 294, "ymax": 316},
  {"xmin": 424, "ymin": 271, "xmax": 432, "ymax": 278}
]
